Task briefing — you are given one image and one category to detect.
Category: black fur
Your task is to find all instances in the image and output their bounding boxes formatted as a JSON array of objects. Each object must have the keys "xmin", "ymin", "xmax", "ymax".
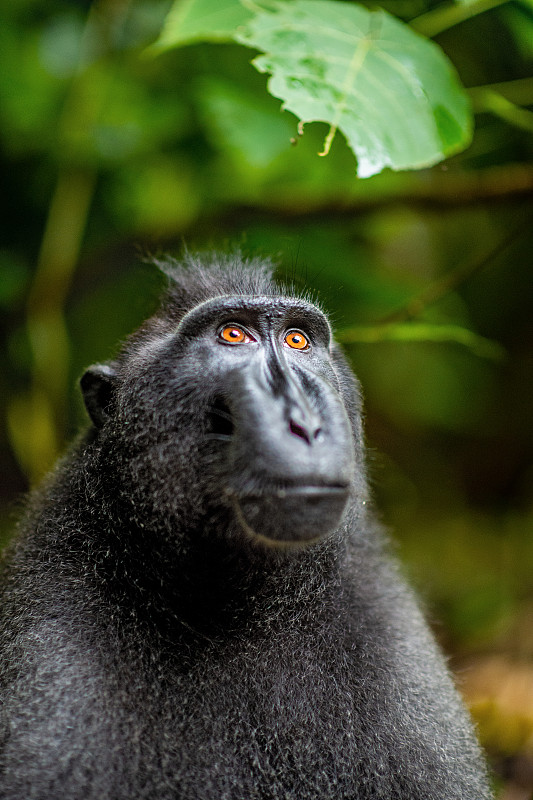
[{"xmin": 0, "ymin": 253, "xmax": 493, "ymax": 799}]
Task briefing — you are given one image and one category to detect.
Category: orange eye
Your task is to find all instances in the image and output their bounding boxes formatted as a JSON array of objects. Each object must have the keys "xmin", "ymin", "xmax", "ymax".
[
  {"xmin": 218, "ymin": 324, "xmax": 254, "ymax": 345},
  {"xmin": 284, "ymin": 330, "xmax": 309, "ymax": 350}
]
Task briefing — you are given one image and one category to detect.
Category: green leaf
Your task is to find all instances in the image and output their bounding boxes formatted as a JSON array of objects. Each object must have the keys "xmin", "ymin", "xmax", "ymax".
[
  {"xmin": 153, "ymin": 0, "xmax": 253, "ymax": 50},
  {"xmin": 235, "ymin": 0, "xmax": 473, "ymax": 177},
  {"xmin": 337, "ymin": 322, "xmax": 505, "ymax": 361},
  {"xmin": 153, "ymin": 0, "xmax": 473, "ymax": 176}
]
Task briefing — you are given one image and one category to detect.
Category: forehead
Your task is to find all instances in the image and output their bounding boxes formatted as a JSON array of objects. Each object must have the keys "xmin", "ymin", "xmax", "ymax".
[{"xmin": 176, "ymin": 294, "xmax": 331, "ymax": 338}]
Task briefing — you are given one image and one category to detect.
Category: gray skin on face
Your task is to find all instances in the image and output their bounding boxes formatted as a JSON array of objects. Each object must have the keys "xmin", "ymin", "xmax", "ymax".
[
  {"xmin": 0, "ymin": 255, "xmax": 493, "ymax": 800},
  {"xmin": 173, "ymin": 295, "xmax": 355, "ymax": 545}
]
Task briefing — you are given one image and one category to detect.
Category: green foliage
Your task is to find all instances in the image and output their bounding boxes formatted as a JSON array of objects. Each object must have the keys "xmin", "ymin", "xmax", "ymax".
[
  {"xmin": 196, "ymin": 77, "xmax": 296, "ymax": 167},
  {"xmin": 156, "ymin": 0, "xmax": 473, "ymax": 177}
]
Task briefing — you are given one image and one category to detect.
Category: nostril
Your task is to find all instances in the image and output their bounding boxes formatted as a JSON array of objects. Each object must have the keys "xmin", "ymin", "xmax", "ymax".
[
  {"xmin": 207, "ymin": 396, "xmax": 234, "ymax": 439},
  {"xmin": 313, "ymin": 427, "xmax": 323, "ymax": 441},
  {"xmin": 289, "ymin": 419, "xmax": 311, "ymax": 444}
]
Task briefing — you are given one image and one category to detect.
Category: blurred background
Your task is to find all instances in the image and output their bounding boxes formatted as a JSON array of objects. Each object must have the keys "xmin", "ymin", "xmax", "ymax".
[{"xmin": 0, "ymin": 0, "xmax": 532, "ymax": 796}]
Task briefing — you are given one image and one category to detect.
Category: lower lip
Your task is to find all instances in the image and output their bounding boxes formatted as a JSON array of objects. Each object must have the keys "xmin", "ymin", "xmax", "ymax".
[{"xmin": 271, "ymin": 486, "xmax": 348, "ymax": 498}]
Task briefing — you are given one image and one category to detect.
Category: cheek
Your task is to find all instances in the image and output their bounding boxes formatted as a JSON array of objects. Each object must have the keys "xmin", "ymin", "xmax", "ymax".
[{"xmin": 115, "ymin": 431, "xmax": 212, "ymax": 526}]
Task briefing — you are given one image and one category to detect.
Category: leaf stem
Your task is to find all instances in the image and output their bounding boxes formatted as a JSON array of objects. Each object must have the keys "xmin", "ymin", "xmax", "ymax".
[
  {"xmin": 318, "ymin": 126, "xmax": 337, "ymax": 157},
  {"xmin": 469, "ymin": 87, "xmax": 533, "ymax": 133},
  {"xmin": 410, "ymin": 0, "xmax": 511, "ymax": 38},
  {"xmin": 469, "ymin": 77, "xmax": 533, "ymax": 107}
]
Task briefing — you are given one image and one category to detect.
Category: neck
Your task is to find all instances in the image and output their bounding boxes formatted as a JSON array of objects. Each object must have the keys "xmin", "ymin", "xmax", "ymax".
[{"xmin": 99, "ymin": 503, "xmax": 346, "ymax": 639}]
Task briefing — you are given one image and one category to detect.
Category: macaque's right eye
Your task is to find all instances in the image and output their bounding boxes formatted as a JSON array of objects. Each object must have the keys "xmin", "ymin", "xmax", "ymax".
[{"xmin": 218, "ymin": 324, "xmax": 255, "ymax": 345}]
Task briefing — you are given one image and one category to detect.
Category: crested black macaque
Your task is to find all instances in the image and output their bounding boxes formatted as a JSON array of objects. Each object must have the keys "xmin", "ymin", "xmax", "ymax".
[{"xmin": 0, "ymin": 253, "xmax": 493, "ymax": 800}]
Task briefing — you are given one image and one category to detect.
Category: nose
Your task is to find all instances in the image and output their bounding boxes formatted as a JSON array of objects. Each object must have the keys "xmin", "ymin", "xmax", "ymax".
[
  {"xmin": 289, "ymin": 406, "xmax": 322, "ymax": 445},
  {"xmin": 266, "ymin": 344, "xmax": 322, "ymax": 446}
]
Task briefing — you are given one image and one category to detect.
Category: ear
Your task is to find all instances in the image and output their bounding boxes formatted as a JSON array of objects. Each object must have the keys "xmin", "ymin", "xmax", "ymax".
[{"xmin": 80, "ymin": 364, "xmax": 118, "ymax": 429}]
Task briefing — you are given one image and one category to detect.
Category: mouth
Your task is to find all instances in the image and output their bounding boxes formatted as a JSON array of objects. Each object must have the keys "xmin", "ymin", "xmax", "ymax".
[
  {"xmin": 261, "ymin": 484, "xmax": 349, "ymax": 498},
  {"xmin": 229, "ymin": 481, "xmax": 351, "ymax": 548},
  {"xmin": 234, "ymin": 478, "xmax": 350, "ymax": 499}
]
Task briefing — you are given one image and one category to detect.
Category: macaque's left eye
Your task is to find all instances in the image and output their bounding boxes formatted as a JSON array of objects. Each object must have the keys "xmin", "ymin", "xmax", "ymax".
[{"xmin": 284, "ymin": 330, "xmax": 310, "ymax": 350}]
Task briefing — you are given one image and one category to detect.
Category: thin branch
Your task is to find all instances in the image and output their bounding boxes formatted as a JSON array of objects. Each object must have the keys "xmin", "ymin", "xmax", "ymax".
[
  {"xmin": 19, "ymin": 0, "xmax": 132, "ymax": 483},
  {"xmin": 336, "ymin": 322, "xmax": 505, "ymax": 361},
  {"xmin": 378, "ymin": 214, "xmax": 532, "ymax": 325},
  {"xmin": 334, "ymin": 219, "xmax": 530, "ymax": 362}
]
